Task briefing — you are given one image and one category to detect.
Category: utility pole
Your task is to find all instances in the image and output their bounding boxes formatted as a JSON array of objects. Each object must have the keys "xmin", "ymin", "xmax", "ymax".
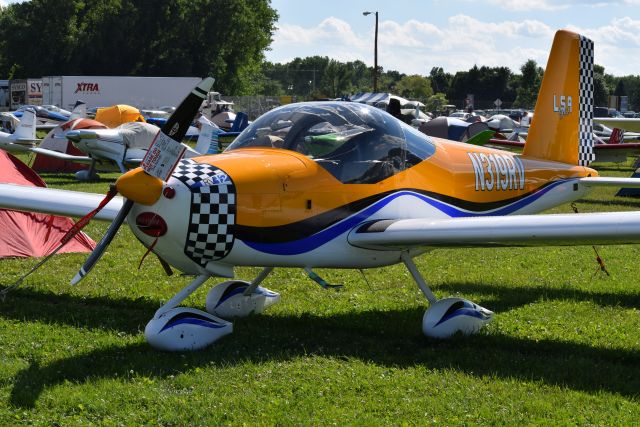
[{"xmin": 363, "ymin": 11, "xmax": 379, "ymax": 92}]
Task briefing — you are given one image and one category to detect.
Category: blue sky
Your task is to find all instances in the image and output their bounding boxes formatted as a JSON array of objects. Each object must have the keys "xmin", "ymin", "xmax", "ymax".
[
  {"xmin": 268, "ymin": 0, "xmax": 640, "ymax": 76},
  {"xmin": 2, "ymin": 0, "xmax": 639, "ymax": 76}
]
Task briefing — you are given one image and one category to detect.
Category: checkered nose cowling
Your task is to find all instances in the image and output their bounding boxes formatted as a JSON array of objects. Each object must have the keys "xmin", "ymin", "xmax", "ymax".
[{"xmin": 171, "ymin": 159, "xmax": 236, "ymax": 266}]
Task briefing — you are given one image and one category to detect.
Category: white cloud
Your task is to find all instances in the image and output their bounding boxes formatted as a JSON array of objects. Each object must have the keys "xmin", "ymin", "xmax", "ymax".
[
  {"xmin": 273, "ymin": 17, "xmax": 366, "ymax": 50},
  {"xmin": 486, "ymin": 0, "xmax": 568, "ymax": 11},
  {"xmin": 269, "ymin": 14, "xmax": 640, "ymax": 76},
  {"xmin": 564, "ymin": 17, "xmax": 640, "ymax": 74}
]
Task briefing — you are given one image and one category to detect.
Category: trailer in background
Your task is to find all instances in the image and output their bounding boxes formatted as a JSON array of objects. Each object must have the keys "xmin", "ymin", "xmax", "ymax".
[
  {"xmin": 10, "ymin": 79, "xmax": 42, "ymax": 110},
  {"xmin": 0, "ymin": 80, "xmax": 8, "ymax": 111},
  {"xmin": 41, "ymin": 76, "xmax": 202, "ymax": 110}
]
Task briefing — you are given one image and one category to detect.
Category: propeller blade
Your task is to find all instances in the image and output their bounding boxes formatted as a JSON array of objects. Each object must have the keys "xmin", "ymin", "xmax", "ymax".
[
  {"xmin": 70, "ymin": 199, "xmax": 133, "ymax": 285},
  {"xmin": 161, "ymin": 77, "xmax": 214, "ymax": 140},
  {"xmin": 142, "ymin": 77, "xmax": 215, "ymax": 181}
]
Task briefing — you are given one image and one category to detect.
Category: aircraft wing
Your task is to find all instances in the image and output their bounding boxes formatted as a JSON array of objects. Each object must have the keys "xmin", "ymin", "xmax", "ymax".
[
  {"xmin": 0, "ymin": 141, "xmax": 32, "ymax": 153},
  {"xmin": 123, "ymin": 158, "xmax": 144, "ymax": 167},
  {"xmin": 348, "ymin": 211, "xmax": 640, "ymax": 250},
  {"xmin": 0, "ymin": 183, "xmax": 124, "ymax": 221},
  {"xmin": 29, "ymin": 147, "xmax": 94, "ymax": 164},
  {"xmin": 15, "ymin": 138, "xmax": 41, "ymax": 144},
  {"xmin": 579, "ymin": 177, "xmax": 640, "ymax": 188},
  {"xmin": 594, "ymin": 117, "xmax": 640, "ymax": 133}
]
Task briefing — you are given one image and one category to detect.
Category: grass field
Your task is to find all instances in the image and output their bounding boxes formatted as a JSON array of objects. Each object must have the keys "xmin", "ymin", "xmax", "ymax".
[{"xmin": 1, "ymin": 158, "xmax": 640, "ymax": 425}]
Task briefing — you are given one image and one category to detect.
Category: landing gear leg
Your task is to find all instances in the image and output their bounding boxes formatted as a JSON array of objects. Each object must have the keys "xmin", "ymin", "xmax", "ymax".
[
  {"xmin": 401, "ymin": 252, "xmax": 493, "ymax": 338},
  {"xmin": 401, "ymin": 252, "xmax": 437, "ymax": 304},
  {"xmin": 206, "ymin": 267, "xmax": 281, "ymax": 319},
  {"xmin": 242, "ymin": 267, "xmax": 274, "ymax": 296},
  {"xmin": 144, "ymin": 274, "xmax": 232, "ymax": 351},
  {"xmin": 75, "ymin": 159, "xmax": 100, "ymax": 181}
]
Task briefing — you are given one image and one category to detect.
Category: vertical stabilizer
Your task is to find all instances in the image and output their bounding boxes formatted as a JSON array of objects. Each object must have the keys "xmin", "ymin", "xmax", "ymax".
[
  {"xmin": 523, "ymin": 30, "xmax": 595, "ymax": 166},
  {"xmin": 194, "ymin": 115, "xmax": 220, "ymax": 154},
  {"xmin": 12, "ymin": 108, "xmax": 37, "ymax": 141},
  {"xmin": 69, "ymin": 100, "xmax": 87, "ymax": 120}
]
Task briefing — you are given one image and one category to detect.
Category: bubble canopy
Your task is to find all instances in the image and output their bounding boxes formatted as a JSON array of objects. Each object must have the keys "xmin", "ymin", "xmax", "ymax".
[{"xmin": 226, "ymin": 102, "xmax": 436, "ymax": 184}]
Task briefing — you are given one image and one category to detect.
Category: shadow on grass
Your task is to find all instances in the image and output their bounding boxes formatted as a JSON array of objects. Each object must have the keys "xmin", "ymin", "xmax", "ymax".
[
  {"xmin": 578, "ymin": 197, "xmax": 640, "ymax": 208},
  {"xmin": 0, "ymin": 288, "xmax": 155, "ymax": 334},
  {"xmin": 36, "ymin": 174, "xmax": 117, "ymax": 185},
  {"xmin": 591, "ymin": 165, "xmax": 634, "ymax": 173},
  {"xmin": 5, "ymin": 286, "xmax": 640, "ymax": 407},
  {"xmin": 437, "ymin": 281, "xmax": 640, "ymax": 313}
]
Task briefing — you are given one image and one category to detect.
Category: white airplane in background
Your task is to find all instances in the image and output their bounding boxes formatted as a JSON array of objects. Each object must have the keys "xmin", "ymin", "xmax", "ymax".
[
  {"xmin": 0, "ymin": 101, "xmax": 86, "ymax": 155},
  {"xmin": 0, "ymin": 108, "xmax": 39, "ymax": 151},
  {"xmin": 28, "ymin": 114, "xmax": 218, "ymax": 181},
  {"xmin": 595, "ymin": 116, "xmax": 640, "ymax": 133}
]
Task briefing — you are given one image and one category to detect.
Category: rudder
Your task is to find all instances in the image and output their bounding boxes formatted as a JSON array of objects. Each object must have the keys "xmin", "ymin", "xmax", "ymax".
[
  {"xmin": 523, "ymin": 30, "xmax": 595, "ymax": 166},
  {"xmin": 12, "ymin": 108, "xmax": 37, "ymax": 141}
]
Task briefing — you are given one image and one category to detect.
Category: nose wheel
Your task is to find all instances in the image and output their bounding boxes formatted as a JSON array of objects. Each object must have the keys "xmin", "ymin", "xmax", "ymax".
[{"xmin": 144, "ymin": 268, "xmax": 280, "ymax": 351}]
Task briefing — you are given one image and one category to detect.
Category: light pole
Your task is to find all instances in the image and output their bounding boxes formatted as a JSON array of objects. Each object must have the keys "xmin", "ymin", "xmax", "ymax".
[{"xmin": 363, "ymin": 11, "xmax": 378, "ymax": 92}]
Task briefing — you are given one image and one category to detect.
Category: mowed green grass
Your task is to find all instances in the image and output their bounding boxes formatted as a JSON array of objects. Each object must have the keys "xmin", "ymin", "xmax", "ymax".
[{"xmin": 1, "ymin": 158, "xmax": 640, "ymax": 425}]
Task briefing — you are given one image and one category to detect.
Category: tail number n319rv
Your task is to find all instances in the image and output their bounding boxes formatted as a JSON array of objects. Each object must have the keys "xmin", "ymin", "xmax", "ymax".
[{"xmin": 468, "ymin": 152, "xmax": 525, "ymax": 191}]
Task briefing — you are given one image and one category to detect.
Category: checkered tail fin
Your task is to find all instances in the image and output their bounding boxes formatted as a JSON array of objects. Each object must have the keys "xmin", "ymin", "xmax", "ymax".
[{"xmin": 523, "ymin": 30, "xmax": 595, "ymax": 166}]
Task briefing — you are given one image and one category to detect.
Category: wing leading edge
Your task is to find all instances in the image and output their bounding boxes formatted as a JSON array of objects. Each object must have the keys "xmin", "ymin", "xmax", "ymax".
[
  {"xmin": 0, "ymin": 183, "xmax": 124, "ymax": 221},
  {"xmin": 348, "ymin": 211, "xmax": 640, "ymax": 250}
]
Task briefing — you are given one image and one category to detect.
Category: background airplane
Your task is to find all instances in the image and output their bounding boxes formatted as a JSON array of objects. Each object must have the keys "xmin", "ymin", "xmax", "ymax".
[
  {"xmin": 484, "ymin": 125, "xmax": 640, "ymax": 163},
  {"xmin": 0, "ymin": 108, "xmax": 39, "ymax": 152},
  {"xmin": 4, "ymin": 31, "xmax": 640, "ymax": 352},
  {"xmin": 595, "ymin": 116, "xmax": 640, "ymax": 133},
  {"xmin": 22, "ymin": 113, "xmax": 214, "ymax": 181}
]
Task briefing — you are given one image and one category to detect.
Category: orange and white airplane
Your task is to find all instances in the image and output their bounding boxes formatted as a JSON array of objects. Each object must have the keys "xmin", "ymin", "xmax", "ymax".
[{"xmin": 3, "ymin": 30, "xmax": 640, "ymax": 351}]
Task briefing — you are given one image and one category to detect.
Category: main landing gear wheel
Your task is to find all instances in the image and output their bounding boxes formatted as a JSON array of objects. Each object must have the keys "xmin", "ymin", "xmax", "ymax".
[
  {"xmin": 422, "ymin": 297, "xmax": 493, "ymax": 338},
  {"xmin": 75, "ymin": 169, "xmax": 99, "ymax": 181},
  {"xmin": 401, "ymin": 252, "xmax": 494, "ymax": 338},
  {"xmin": 145, "ymin": 307, "xmax": 232, "ymax": 351},
  {"xmin": 205, "ymin": 280, "xmax": 281, "ymax": 319}
]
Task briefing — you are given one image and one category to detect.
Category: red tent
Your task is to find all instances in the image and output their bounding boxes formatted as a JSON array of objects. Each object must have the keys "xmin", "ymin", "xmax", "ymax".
[
  {"xmin": 0, "ymin": 150, "xmax": 95, "ymax": 257},
  {"xmin": 31, "ymin": 118, "xmax": 107, "ymax": 173}
]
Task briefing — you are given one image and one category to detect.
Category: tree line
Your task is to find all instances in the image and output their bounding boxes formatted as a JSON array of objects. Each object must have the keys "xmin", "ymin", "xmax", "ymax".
[
  {"xmin": 0, "ymin": 0, "xmax": 638, "ymax": 113},
  {"xmin": 261, "ymin": 57, "xmax": 640, "ymax": 114},
  {"xmin": 0, "ymin": 0, "xmax": 277, "ymax": 95}
]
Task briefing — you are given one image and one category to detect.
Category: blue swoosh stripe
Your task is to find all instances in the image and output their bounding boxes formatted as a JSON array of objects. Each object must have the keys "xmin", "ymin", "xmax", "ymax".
[
  {"xmin": 434, "ymin": 307, "xmax": 490, "ymax": 327},
  {"xmin": 242, "ymin": 180, "xmax": 572, "ymax": 255},
  {"xmin": 160, "ymin": 318, "xmax": 227, "ymax": 332}
]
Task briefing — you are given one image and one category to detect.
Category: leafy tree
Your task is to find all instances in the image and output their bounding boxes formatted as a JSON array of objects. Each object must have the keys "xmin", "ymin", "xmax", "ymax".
[
  {"xmin": 616, "ymin": 75, "xmax": 640, "ymax": 111},
  {"xmin": 513, "ymin": 59, "xmax": 543, "ymax": 109},
  {"xmin": 429, "ymin": 67, "xmax": 451, "ymax": 94},
  {"xmin": 425, "ymin": 93, "xmax": 448, "ymax": 114},
  {"xmin": 0, "ymin": 0, "xmax": 278, "ymax": 94},
  {"xmin": 0, "ymin": 0, "xmax": 84, "ymax": 76},
  {"xmin": 476, "ymin": 66, "xmax": 512, "ymax": 106},
  {"xmin": 446, "ymin": 70, "xmax": 468, "ymax": 107},
  {"xmin": 322, "ymin": 59, "xmax": 354, "ymax": 98},
  {"xmin": 593, "ymin": 65, "xmax": 609, "ymax": 107},
  {"xmin": 379, "ymin": 69, "xmax": 403, "ymax": 92},
  {"xmin": 395, "ymin": 74, "xmax": 433, "ymax": 102}
]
